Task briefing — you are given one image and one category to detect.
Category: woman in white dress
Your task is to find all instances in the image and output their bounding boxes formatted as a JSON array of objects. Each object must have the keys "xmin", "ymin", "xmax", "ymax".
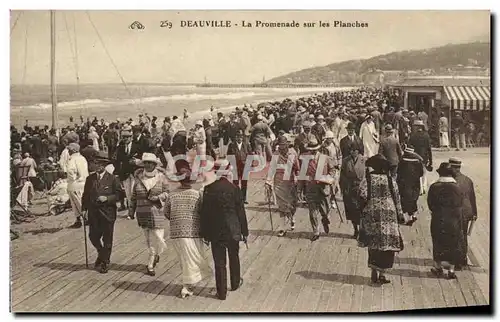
[
  {"xmin": 88, "ymin": 126, "xmax": 100, "ymax": 151},
  {"xmin": 164, "ymin": 160, "xmax": 212, "ymax": 298},
  {"xmin": 359, "ymin": 115, "xmax": 380, "ymax": 158}
]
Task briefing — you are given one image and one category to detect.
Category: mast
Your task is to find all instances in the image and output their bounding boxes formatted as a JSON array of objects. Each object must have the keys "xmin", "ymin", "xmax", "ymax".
[{"xmin": 50, "ymin": 10, "xmax": 58, "ymax": 131}]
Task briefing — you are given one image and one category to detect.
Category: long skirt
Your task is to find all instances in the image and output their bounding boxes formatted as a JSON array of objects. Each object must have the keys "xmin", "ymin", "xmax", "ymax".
[
  {"xmin": 274, "ymin": 172, "xmax": 297, "ymax": 219},
  {"xmin": 439, "ymin": 131, "xmax": 450, "ymax": 147},
  {"xmin": 368, "ymin": 249, "xmax": 395, "ymax": 271},
  {"xmin": 172, "ymin": 238, "xmax": 213, "ymax": 285}
]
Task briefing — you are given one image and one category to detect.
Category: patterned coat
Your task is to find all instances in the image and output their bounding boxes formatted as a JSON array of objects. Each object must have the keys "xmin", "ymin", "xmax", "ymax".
[
  {"xmin": 358, "ymin": 172, "xmax": 404, "ymax": 252},
  {"xmin": 131, "ymin": 168, "xmax": 169, "ymax": 229}
]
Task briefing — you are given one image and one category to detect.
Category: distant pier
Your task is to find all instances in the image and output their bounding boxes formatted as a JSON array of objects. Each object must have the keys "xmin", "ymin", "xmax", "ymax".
[{"xmin": 196, "ymin": 83, "xmax": 360, "ymax": 88}]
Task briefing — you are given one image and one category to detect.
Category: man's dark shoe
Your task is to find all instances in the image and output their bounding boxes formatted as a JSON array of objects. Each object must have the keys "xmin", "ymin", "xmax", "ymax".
[
  {"xmin": 99, "ymin": 262, "xmax": 109, "ymax": 274},
  {"xmin": 231, "ymin": 277, "xmax": 244, "ymax": 291},
  {"xmin": 94, "ymin": 258, "xmax": 102, "ymax": 269},
  {"xmin": 310, "ymin": 234, "xmax": 320, "ymax": 242},
  {"xmin": 69, "ymin": 220, "xmax": 82, "ymax": 229},
  {"xmin": 322, "ymin": 217, "xmax": 330, "ymax": 234}
]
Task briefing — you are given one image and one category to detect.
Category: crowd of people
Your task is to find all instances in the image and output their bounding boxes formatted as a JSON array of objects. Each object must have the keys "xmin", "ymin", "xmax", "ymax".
[{"xmin": 10, "ymin": 87, "xmax": 479, "ymax": 299}]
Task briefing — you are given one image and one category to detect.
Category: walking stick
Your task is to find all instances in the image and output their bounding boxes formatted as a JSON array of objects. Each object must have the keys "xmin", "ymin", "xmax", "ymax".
[
  {"xmin": 265, "ymin": 184, "xmax": 274, "ymax": 231},
  {"xmin": 82, "ymin": 210, "xmax": 89, "ymax": 268},
  {"xmin": 329, "ymin": 184, "xmax": 344, "ymax": 223}
]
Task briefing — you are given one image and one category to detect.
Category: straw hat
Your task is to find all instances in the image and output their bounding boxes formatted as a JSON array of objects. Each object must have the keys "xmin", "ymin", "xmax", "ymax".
[
  {"xmin": 324, "ymin": 131, "xmax": 335, "ymax": 140},
  {"xmin": 195, "ymin": 120, "xmax": 203, "ymax": 126},
  {"xmin": 137, "ymin": 153, "xmax": 160, "ymax": 166}
]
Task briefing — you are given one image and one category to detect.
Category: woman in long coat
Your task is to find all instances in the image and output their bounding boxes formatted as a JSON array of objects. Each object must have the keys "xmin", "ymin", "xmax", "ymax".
[
  {"xmin": 129, "ymin": 153, "xmax": 169, "ymax": 276},
  {"xmin": 339, "ymin": 142, "xmax": 367, "ymax": 238},
  {"xmin": 359, "ymin": 115, "xmax": 379, "ymax": 158},
  {"xmin": 397, "ymin": 146, "xmax": 424, "ymax": 225},
  {"xmin": 266, "ymin": 135, "xmax": 300, "ymax": 237},
  {"xmin": 358, "ymin": 154, "xmax": 405, "ymax": 284},
  {"xmin": 164, "ymin": 160, "xmax": 212, "ymax": 298},
  {"xmin": 427, "ymin": 162, "xmax": 465, "ymax": 279}
]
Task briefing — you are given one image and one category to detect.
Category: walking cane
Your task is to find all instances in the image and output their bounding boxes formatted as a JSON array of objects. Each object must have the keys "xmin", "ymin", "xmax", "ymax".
[
  {"xmin": 82, "ymin": 210, "xmax": 89, "ymax": 268},
  {"xmin": 265, "ymin": 184, "xmax": 274, "ymax": 231}
]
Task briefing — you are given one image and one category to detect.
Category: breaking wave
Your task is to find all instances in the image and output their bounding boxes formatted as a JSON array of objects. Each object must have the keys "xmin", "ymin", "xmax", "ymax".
[{"xmin": 14, "ymin": 92, "xmax": 262, "ymax": 110}]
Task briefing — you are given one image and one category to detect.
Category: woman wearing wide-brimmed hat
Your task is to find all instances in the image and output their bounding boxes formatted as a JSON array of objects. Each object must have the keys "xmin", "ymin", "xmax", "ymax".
[
  {"xmin": 358, "ymin": 154, "xmax": 404, "ymax": 284},
  {"xmin": 266, "ymin": 135, "xmax": 300, "ymax": 237},
  {"xmin": 427, "ymin": 162, "xmax": 465, "ymax": 279},
  {"xmin": 129, "ymin": 152, "xmax": 169, "ymax": 276},
  {"xmin": 164, "ymin": 160, "xmax": 212, "ymax": 298}
]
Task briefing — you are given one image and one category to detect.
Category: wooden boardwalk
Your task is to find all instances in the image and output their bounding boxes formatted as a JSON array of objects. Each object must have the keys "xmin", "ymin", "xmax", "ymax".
[{"xmin": 10, "ymin": 148, "xmax": 490, "ymax": 312}]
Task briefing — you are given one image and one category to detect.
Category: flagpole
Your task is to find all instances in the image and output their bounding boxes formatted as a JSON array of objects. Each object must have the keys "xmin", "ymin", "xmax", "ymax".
[{"xmin": 50, "ymin": 10, "xmax": 58, "ymax": 133}]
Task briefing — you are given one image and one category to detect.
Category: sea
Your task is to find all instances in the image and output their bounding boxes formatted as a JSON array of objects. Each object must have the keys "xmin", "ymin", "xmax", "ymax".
[{"xmin": 10, "ymin": 84, "xmax": 355, "ymax": 129}]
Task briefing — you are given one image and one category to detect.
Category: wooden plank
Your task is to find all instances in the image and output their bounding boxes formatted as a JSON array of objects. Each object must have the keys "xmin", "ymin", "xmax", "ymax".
[
  {"xmin": 315, "ymin": 235, "xmax": 341, "ymax": 312},
  {"xmin": 292, "ymin": 234, "xmax": 325, "ymax": 312}
]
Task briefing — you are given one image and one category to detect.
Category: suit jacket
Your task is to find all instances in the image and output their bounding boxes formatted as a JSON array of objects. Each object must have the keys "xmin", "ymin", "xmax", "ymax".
[
  {"xmin": 115, "ymin": 141, "xmax": 142, "ymax": 181},
  {"xmin": 82, "ymin": 171, "xmax": 122, "ymax": 222},
  {"xmin": 339, "ymin": 135, "xmax": 364, "ymax": 158},
  {"xmin": 227, "ymin": 141, "xmax": 252, "ymax": 169},
  {"xmin": 200, "ymin": 178, "xmax": 249, "ymax": 242},
  {"xmin": 378, "ymin": 135, "xmax": 403, "ymax": 166},
  {"xmin": 454, "ymin": 172, "xmax": 478, "ymax": 221}
]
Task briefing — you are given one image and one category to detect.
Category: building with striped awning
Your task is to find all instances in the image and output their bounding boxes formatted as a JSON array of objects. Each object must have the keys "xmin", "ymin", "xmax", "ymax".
[
  {"xmin": 443, "ymin": 86, "xmax": 490, "ymax": 111},
  {"xmin": 392, "ymin": 76, "xmax": 490, "ymax": 112}
]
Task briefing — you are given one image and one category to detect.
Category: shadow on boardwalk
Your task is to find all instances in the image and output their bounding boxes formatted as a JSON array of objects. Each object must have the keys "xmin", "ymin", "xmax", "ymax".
[
  {"xmin": 111, "ymin": 281, "xmax": 217, "ymax": 299},
  {"xmin": 296, "ymin": 267, "xmax": 440, "ymax": 284},
  {"xmin": 250, "ymin": 229, "xmax": 352, "ymax": 240},
  {"xmin": 33, "ymin": 262, "xmax": 145, "ymax": 273}
]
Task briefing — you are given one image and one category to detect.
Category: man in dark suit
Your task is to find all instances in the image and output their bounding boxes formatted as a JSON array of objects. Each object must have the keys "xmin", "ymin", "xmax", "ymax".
[
  {"xmin": 378, "ymin": 124, "xmax": 403, "ymax": 176},
  {"xmin": 226, "ymin": 130, "xmax": 253, "ymax": 203},
  {"xmin": 200, "ymin": 161, "xmax": 249, "ymax": 300},
  {"xmin": 115, "ymin": 130, "xmax": 141, "ymax": 211},
  {"xmin": 339, "ymin": 122, "xmax": 364, "ymax": 158},
  {"xmin": 408, "ymin": 120, "xmax": 433, "ymax": 194},
  {"xmin": 132, "ymin": 125, "xmax": 151, "ymax": 154},
  {"xmin": 449, "ymin": 157, "xmax": 477, "ymax": 270},
  {"xmin": 82, "ymin": 152, "xmax": 123, "ymax": 273}
]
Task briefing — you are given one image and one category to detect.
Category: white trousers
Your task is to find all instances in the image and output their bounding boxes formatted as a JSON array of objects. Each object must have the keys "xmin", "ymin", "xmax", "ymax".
[
  {"xmin": 122, "ymin": 175, "xmax": 135, "ymax": 206},
  {"xmin": 68, "ymin": 188, "xmax": 83, "ymax": 218},
  {"xmin": 143, "ymin": 228, "xmax": 167, "ymax": 268},
  {"xmin": 420, "ymin": 167, "xmax": 428, "ymax": 194},
  {"xmin": 218, "ymin": 138, "xmax": 228, "ymax": 158}
]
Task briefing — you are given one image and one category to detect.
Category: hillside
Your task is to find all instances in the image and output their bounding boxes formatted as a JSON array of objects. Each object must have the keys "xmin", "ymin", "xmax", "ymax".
[{"xmin": 267, "ymin": 42, "xmax": 490, "ymax": 84}]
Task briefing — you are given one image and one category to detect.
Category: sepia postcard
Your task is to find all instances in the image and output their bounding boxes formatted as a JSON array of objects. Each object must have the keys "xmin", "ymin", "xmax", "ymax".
[{"xmin": 9, "ymin": 10, "xmax": 490, "ymax": 313}]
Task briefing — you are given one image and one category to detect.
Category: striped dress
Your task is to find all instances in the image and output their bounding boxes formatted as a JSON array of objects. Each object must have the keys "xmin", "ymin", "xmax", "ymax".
[{"xmin": 131, "ymin": 169, "xmax": 169, "ymax": 229}]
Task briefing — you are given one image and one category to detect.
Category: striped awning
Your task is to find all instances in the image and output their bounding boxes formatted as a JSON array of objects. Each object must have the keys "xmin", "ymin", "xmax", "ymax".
[{"xmin": 444, "ymin": 86, "xmax": 491, "ymax": 111}]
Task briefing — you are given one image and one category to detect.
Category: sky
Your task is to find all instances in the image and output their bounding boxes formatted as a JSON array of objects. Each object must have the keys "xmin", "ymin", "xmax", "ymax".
[{"xmin": 10, "ymin": 10, "xmax": 490, "ymax": 84}]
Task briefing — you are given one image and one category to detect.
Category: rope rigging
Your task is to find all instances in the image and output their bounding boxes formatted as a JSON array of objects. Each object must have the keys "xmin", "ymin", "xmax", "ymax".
[
  {"xmin": 63, "ymin": 12, "xmax": 83, "ymax": 117},
  {"xmin": 19, "ymin": 17, "xmax": 30, "ymax": 126},
  {"xmin": 84, "ymin": 11, "xmax": 142, "ymax": 113}
]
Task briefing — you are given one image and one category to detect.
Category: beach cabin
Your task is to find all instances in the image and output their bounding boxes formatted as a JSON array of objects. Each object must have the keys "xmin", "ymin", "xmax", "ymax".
[{"xmin": 391, "ymin": 76, "xmax": 491, "ymax": 146}]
